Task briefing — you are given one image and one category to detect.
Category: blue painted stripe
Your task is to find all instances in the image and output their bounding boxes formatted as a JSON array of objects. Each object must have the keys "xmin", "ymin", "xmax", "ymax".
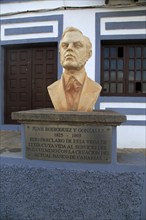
[
  {"xmin": 5, "ymin": 26, "xmax": 53, "ymax": 36},
  {"xmin": 96, "ymin": 10, "xmax": 146, "ymax": 20},
  {"xmin": 106, "ymin": 108, "xmax": 146, "ymax": 115},
  {"xmin": 105, "ymin": 107, "xmax": 146, "ymax": 126},
  {"xmin": 0, "ymin": 124, "xmax": 21, "ymax": 131},
  {"xmin": 106, "ymin": 21, "xmax": 146, "ymax": 30},
  {"xmin": 1, "ymin": 0, "xmax": 38, "ymax": 2},
  {"xmin": 0, "ymin": 37, "xmax": 59, "ymax": 45},
  {"xmin": 122, "ymin": 121, "xmax": 146, "ymax": 126},
  {"xmin": 1, "ymin": 15, "xmax": 62, "ymax": 24},
  {"xmin": 100, "ymin": 34, "xmax": 146, "ymax": 40},
  {"xmin": 100, "ymin": 97, "xmax": 146, "ymax": 103}
]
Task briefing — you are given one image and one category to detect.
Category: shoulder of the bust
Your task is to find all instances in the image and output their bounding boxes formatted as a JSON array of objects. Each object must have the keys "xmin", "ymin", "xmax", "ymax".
[
  {"xmin": 86, "ymin": 76, "xmax": 102, "ymax": 90},
  {"xmin": 47, "ymin": 79, "xmax": 61, "ymax": 90}
]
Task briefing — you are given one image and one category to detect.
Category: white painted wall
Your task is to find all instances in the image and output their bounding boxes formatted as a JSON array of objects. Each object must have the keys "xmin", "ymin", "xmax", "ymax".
[
  {"xmin": 101, "ymin": 16, "xmax": 146, "ymax": 35},
  {"xmin": 0, "ymin": 0, "xmax": 104, "ymax": 15},
  {"xmin": 100, "ymin": 102, "xmax": 146, "ymax": 148},
  {"xmin": 1, "ymin": 3, "xmax": 145, "ymax": 80},
  {"xmin": 117, "ymin": 126, "xmax": 146, "ymax": 148},
  {"xmin": 63, "ymin": 9, "xmax": 97, "ymax": 80},
  {"xmin": 1, "ymin": 1, "xmax": 146, "ymax": 148}
]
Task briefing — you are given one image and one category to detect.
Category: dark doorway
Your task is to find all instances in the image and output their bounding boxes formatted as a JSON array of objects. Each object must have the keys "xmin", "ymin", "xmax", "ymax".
[{"xmin": 4, "ymin": 43, "xmax": 58, "ymax": 124}]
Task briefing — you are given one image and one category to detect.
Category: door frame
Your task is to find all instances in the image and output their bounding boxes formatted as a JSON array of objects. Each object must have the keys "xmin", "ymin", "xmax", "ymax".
[
  {"xmin": 4, "ymin": 42, "xmax": 58, "ymax": 124},
  {"xmin": 0, "ymin": 14, "xmax": 63, "ymax": 128}
]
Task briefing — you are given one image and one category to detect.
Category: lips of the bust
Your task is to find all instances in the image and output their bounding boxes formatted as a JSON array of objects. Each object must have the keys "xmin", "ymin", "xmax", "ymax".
[{"xmin": 64, "ymin": 53, "xmax": 76, "ymax": 60}]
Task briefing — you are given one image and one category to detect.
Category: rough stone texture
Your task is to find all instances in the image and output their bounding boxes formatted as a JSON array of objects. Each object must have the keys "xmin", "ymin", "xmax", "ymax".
[
  {"xmin": 11, "ymin": 108, "xmax": 126, "ymax": 126},
  {"xmin": 3, "ymin": 110, "xmax": 144, "ymax": 220},
  {"xmin": 1, "ymin": 131, "xmax": 146, "ymax": 165},
  {"xmin": 0, "ymin": 131, "xmax": 22, "ymax": 154},
  {"xmin": 0, "ymin": 163, "xmax": 144, "ymax": 220}
]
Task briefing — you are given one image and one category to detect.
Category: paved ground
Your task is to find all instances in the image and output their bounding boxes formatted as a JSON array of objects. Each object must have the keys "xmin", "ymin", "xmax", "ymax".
[
  {"xmin": 0, "ymin": 130, "xmax": 145, "ymax": 164},
  {"xmin": 0, "ymin": 130, "xmax": 22, "ymax": 158}
]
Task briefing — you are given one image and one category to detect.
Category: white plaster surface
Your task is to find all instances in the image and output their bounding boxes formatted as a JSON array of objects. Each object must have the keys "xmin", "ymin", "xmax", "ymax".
[
  {"xmin": 117, "ymin": 125, "xmax": 146, "ymax": 148},
  {"xmin": 0, "ymin": 1, "xmax": 145, "ymax": 149},
  {"xmin": 1, "ymin": 21, "xmax": 58, "ymax": 41}
]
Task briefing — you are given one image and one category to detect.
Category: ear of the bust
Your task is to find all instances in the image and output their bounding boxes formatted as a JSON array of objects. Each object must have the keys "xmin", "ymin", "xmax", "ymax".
[
  {"xmin": 87, "ymin": 49, "xmax": 92, "ymax": 60},
  {"xmin": 89, "ymin": 50, "xmax": 92, "ymax": 58}
]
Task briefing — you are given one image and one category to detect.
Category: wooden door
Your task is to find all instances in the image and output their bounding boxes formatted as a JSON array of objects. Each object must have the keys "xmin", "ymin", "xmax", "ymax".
[
  {"xmin": 31, "ymin": 47, "xmax": 57, "ymax": 109},
  {"xmin": 4, "ymin": 44, "xmax": 57, "ymax": 124}
]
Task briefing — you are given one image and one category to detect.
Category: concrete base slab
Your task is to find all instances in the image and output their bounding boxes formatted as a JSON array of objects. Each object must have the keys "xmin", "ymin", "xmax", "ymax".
[{"xmin": 0, "ymin": 159, "xmax": 145, "ymax": 220}]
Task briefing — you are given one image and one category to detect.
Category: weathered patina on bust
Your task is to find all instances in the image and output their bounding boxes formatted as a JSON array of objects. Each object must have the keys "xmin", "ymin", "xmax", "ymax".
[{"xmin": 47, "ymin": 27, "xmax": 102, "ymax": 112}]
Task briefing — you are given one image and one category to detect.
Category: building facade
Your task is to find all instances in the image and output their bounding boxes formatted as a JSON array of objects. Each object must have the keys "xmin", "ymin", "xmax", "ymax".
[{"xmin": 0, "ymin": 0, "xmax": 146, "ymax": 148}]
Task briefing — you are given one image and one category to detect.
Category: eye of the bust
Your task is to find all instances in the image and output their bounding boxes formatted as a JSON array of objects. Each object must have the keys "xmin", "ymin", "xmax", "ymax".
[
  {"xmin": 61, "ymin": 43, "xmax": 68, "ymax": 49},
  {"xmin": 74, "ymin": 42, "xmax": 83, "ymax": 48}
]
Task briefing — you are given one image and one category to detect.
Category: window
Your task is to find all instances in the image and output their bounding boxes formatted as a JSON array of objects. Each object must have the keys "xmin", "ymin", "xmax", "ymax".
[{"xmin": 101, "ymin": 42, "xmax": 146, "ymax": 96}]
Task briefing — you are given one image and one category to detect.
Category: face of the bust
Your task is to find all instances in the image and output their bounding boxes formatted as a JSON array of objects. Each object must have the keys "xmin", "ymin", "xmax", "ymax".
[{"xmin": 60, "ymin": 31, "xmax": 89, "ymax": 71}]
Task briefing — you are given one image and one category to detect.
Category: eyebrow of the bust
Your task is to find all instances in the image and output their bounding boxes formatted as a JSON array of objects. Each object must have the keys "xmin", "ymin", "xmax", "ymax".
[
  {"xmin": 74, "ymin": 41, "xmax": 83, "ymax": 45},
  {"xmin": 61, "ymin": 40, "xmax": 83, "ymax": 44}
]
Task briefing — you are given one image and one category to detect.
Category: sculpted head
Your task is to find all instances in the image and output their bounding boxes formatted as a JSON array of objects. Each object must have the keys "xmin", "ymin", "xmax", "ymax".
[
  {"xmin": 59, "ymin": 27, "xmax": 92, "ymax": 71},
  {"xmin": 47, "ymin": 27, "xmax": 102, "ymax": 112}
]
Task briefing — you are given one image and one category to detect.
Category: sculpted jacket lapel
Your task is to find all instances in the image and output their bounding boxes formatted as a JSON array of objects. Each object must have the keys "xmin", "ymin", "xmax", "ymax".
[
  {"xmin": 78, "ymin": 75, "xmax": 101, "ymax": 111},
  {"xmin": 47, "ymin": 76, "xmax": 68, "ymax": 111},
  {"xmin": 48, "ymin": 74, "xmax": 101, "ymax": 112}
]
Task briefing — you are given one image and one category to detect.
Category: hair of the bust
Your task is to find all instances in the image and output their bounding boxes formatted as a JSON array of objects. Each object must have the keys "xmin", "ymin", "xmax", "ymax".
[{"xmin": 60, "ymin": 26, "xmax": 92, "ymax": 56}]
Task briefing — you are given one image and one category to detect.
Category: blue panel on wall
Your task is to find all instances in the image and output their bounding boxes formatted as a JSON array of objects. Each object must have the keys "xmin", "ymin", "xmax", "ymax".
[
  {"xmin": 5, "ymin": 26, "xmax": 53, "ymax": 35},
  {"xmin": 106, "ymin": 21, "xmax": 146, "ymax": 30}
]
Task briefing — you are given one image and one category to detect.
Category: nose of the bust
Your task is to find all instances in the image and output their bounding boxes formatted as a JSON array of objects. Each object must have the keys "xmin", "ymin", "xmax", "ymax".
[{"xmin": 66, "ymin": 43, "xmax": 74, "ymax": 51}]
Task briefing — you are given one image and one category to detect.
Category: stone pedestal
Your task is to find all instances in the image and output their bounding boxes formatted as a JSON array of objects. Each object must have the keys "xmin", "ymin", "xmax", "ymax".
[
  {"xmin": 1, "ymin": 109, "xmax": 145, "ymax": 220},
  {"xmin": 12, "ymin": 108, "xmax": 126, "ymax": 164}
]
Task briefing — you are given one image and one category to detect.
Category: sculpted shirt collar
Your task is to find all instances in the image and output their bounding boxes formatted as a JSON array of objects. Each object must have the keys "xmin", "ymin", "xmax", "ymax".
[{"xmin": 62, "ymin": 71, "xmax": 86, "ymax": 86}]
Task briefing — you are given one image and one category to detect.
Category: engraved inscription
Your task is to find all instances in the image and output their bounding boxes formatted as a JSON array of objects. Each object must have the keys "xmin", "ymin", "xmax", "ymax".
[{"xmin": 25, "ymin": 124, "xmax": 112, "ymax": 163}]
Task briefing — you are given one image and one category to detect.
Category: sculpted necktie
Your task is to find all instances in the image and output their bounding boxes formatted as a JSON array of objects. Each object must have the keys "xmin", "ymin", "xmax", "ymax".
[
  {"xmin": 65, "ymin": 76, "xmax": 82, "ymax": 92},
  {"xmin": 65, "ymin": 76, "xmax": 82, "ymax": 110}
]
